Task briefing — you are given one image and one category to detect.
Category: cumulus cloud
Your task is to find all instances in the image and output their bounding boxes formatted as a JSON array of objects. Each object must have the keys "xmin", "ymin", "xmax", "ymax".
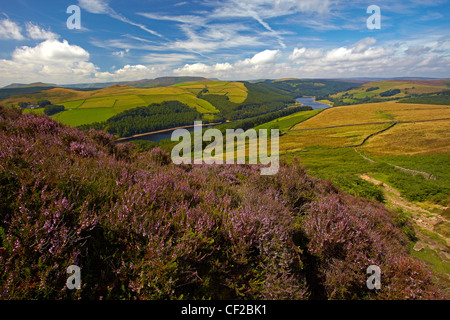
[
  {"xmin": 26, "ymin": 23, "xmax": 59, "ymax": 40},
  {"xmin": 244, "ymin": 49, "xmax": 282, "ymax": 65},
  {"xmin": 0, "ymin": 39, "xmax": 97, "ymax": 85},
  {"xmin": 174, "ymin": 49, "xmax": 282, "ymax": 78},
  {"xmin": 0, "ymin": 18, "xmax": 24, "ymax": 40},
  {"xmin": 175, "ymin": 37, "xmax": 450, "ymax": 80},
  {"xmin": 0, "ymin": 38, "xmax": 170, "ymax": 86},
  {"xmin": 95, "ymin": 64, "xmax": 168, "ymax": 82},
  {"xmin": 174, "ymin": 62, "xmax": 233, "ymax": 75},
  {"xmin": 289, "ymin": 38, "xmax": 394, "ymax": 65},
  {"xmin": 13, "ymin": 39, "xmax": 89, "ymax": 63}
]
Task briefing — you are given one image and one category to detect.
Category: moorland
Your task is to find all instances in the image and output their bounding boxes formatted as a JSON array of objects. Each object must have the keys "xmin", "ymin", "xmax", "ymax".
[{"xmin": 1, "ymin": 76, "xmax": 449, "ymax": 299}]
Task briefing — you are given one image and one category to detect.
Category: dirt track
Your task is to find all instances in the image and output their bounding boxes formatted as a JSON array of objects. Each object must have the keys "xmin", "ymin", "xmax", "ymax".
[{"xmin": 360, "ymin": 174, "xmax": 450, "ymax": 291}]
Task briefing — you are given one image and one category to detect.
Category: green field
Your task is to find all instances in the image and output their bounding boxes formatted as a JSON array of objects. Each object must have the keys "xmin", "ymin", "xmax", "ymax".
[
  {"xmin": 36, "ymin": 90, "xmax": 221, "ymax": 126},
  {"xmin": 330, "ymin": 80, "xmax": 450, "ymax": 105},
  {"xmin": 52, "ymin": 107, "xmax": 117, "ymax": 126},
  {"xmin": 254, "ymin": 109, "xmax": 322, "ymax": 133},
  {"xmin": 2, "ymin": 81, "xmax": 247, "ymax": 126}
]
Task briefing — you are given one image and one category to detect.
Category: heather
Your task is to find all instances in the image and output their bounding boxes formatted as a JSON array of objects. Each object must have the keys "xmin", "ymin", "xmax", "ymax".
[{"xmin": 0, "ymin": 106, "xmax": 442, "ymax": 300}]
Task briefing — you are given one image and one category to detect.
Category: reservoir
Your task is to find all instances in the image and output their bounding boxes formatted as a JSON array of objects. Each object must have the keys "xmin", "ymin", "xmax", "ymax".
[
  {"xmin": 118, "ymin": 98, "xmax": 330, "ymax": 143},
  {"xmin": 296, "ymin": 97, "xmax": 331, "ymax": 110}
]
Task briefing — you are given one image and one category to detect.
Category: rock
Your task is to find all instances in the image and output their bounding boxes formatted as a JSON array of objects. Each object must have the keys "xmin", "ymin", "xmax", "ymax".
[{"xmin": 413, "ymin": 241, "xmax": 426, "ymax": 252}]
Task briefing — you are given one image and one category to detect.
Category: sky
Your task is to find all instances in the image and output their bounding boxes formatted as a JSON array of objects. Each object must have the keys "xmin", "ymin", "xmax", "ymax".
[{"xmin": 0, "ymin": 0, "xmax": 449, "ymax": 86}]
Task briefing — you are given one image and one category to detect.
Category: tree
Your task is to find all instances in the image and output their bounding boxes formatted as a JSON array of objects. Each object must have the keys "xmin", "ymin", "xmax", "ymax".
[
  {"xmin": 38, "ymin": 100, "xmax": 52, "ymax": 108},
  {"xmin": 44, "ymin": 105, "xmax": 65, "ymax": 116}
]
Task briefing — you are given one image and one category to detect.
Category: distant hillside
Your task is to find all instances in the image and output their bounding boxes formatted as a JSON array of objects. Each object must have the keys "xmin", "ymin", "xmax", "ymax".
[
  {"xmin": 2, "ymin": 82, "xmax": 56, "ymax": 89},
  {"xmin": 62, "ymin": 76, "xmax": 212, "ymax": 89},
  {"xmin": 265, "ymin": 79, "xmax": 361, "ymax": 99},
  {"xmin": 1, "ymin": 80, "xmax": 298, "ymax": 129},
  {"xmin": 328, "ymin": 79, "xmax": 450, "ymax": 106},
  {"xmin": 0, "ymin": 85, "xmax": 59, "ymax": 101}
]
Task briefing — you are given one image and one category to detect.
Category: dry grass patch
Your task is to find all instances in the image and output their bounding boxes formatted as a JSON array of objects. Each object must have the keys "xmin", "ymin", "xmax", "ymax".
[
  {"xmin": 361, "ymin": 121, "xmax": 450, "ymax": 156},
  {"xmin": 292, "ymin": 101, "xmax": 450, "ymax": 130},
  {"xmin": 280, "ymin": 124, "xmax": 390, "ymax": 153}
]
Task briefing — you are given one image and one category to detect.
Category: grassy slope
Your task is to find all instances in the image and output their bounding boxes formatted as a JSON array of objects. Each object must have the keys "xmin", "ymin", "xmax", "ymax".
[
  {"xmin": 3, "ymin": 81, "xmax": 250, "ymax": 126},
  {"xmin": 330, "ymin": 79, "xmax": 450, "ymax": 104},
  {"xmin": 248, "ymin": 97, "xmax": 450, "ymax": 288}
]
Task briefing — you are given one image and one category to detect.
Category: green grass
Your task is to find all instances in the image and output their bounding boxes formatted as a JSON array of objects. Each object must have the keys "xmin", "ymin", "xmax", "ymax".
[
  {"xmin": 255, "ymin": 109, "xmax": 322, "ymax": 133},
  {"xmin": 410, "ymin": 244, "xmax": 450, "ymax": 276},
  {"xmin": 48, "ymin": 92, "xmax": 220, "ymax": 127},
  {"xmin": 281, "ymin": 147, "xmax": 450, "ymax": 206},
  {"xmin": 52, "ymin": 108, "xmax": 116, "ymax": 126},
  {"xmin": 78, "ymin": 97, "xmax": 116, "ymax": 109},
  {"xmin": 434, "ymin": 222, "xmax": 450, "ymax": 238},
  {"xmin": 172, "ymin": 82, "xmax": 203, "ymax": 87},
  {"xmin": 60, "ymin": 100, "xmax": 85, "ymax": 110},
  {"xmin": 139, "ymin": 94, "xmax": 219, "ymax": 114}
]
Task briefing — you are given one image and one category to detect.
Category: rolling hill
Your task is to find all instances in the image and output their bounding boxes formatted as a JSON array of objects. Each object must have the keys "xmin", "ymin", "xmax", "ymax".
[
  {"xmin": 328, "ymin": 79, "xmax": 450, "ymax": 106},
  {"xmin": 1, "ymin": 80, "xmax": 300, "ymax": 128},
  {"xmin": 0, "ymin": 105, "xmax": 443, "ymax": 300}
]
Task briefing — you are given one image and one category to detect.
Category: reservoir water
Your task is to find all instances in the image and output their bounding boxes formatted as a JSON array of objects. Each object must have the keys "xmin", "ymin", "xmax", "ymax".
[
  {"xmin": 119, "ymin": 98, "xmax": 330, "ymax": 143},
  {"xmin": 295, "ymin": 97, "xmax": 331, "ymax": 110}
]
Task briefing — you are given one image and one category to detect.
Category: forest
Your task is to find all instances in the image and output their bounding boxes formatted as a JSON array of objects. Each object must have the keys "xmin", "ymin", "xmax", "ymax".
[
  {"xmin": 400, "ymin": 90, "xmax": 450, "ymax": 105},
  {"xmin": 80, "ymin": 101, "xmax": 202, "ymax": 138},
  {"xmin": 265, "ymin": 79, "xmax": 361, "ymax": 100},
  {"xmin": 199, "ymin": 82, "xmax": 296, "ymax": 120}
]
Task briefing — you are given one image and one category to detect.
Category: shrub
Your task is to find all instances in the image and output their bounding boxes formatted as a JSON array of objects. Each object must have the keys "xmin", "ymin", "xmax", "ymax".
[
  {"xmin": 0, "ymin": 107, "xmax": 443, "ymax": 300},
  {"xmin": 43, "ymin": 105, "xmax": 65, "ymax": 116}
]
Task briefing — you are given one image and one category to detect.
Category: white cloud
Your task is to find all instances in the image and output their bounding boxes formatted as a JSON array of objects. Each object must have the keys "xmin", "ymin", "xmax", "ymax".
[
  {"xmin": 247, "ymin": 49, "xmax": 281, "ymax": 64},
  {"xmin": 26, "ymin": 23, "xmax": 59, "ymax": 40},
  {"xmin": 77, "ymin": 0, "xmax": 164, "ymax": 38},
  {"xmin": 174, "ymin": 62, "xmax": 233, "ymax": 75},
  {"xmin": 13, "ymin": 39, "xmax": 90, "ymax": 63},
  {"xmin": 174, "ymin": 49, "xmax": 281, "ymax": 78},
  {"xmin": 175, "ymin": 37, "xmax": 450, "ymax": 80},
  {"xmin": 77, "ymin": 0, "xmax": 110, "ymax": 14},
  {"xmin": 289, "ymin": 38, "xmax": 394, "ymax": 65},
  {"xmin": 0, "ymin": 39, "xmax": 97, "ymax": 85},
  {"xmin": 0, "ymin": 18, "xmax": 24, "ymax": 40},
  {"xmin": 142, "ymin": 53, "xmax": 197, "ymax": 63},
  {"xmin": 95, "ymin": 64, "xmax": 167, "ymax": 82},
  {"xmin": 289, "ymin": 47, "xmax": 323, "ymax": 60},
  {"xmin": 112, "ymin": 48, "xmax": 129, "ymax": 57}
]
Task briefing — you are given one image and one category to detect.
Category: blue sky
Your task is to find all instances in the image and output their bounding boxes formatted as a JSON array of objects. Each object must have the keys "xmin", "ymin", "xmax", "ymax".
[{"xmin": 0, "ymin": 0, "xmax": 449, "ymax": 86}]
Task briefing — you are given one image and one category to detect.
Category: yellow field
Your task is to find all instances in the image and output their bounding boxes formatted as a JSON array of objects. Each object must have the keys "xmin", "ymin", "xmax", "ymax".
[
  {"xmin": 331, "ymin": 79, "xmax": 450, "ymax": 100},
  {"xmin": 292, "ymin": 101, "xmax": 450, "ymax": 129},
  {"xmin": 175, "ymin": 81, "xmax": 248, "ymax": 103},
  {"xmin": 0, "ymin": 81, "xmax": 246, "ymax": 117},
  {"xmin": 361, "ymin": 121, "xmax": 450, "ymax": 155},
  {"xmin": 280, "ymin": 124, "xmax": 391, "ymax": 153}
]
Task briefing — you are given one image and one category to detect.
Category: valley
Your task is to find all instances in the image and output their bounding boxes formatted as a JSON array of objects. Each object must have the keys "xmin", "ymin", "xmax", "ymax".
[{"xmin": 1, "ymin": 76, "xmax": 449, "ymax": 299}]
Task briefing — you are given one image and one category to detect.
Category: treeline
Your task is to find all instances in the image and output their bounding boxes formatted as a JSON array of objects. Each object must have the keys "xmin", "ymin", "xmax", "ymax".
[
  {"xmin": 214, "ymin": 106, "xmax": 313, "ymax": 133},
  {"xmin": 199, "ymin": 82, "xmax": 295, "ymax": 120},
  {"xmin": 79, "ymin": 101, "xmax": 202, "ymax": 138},
  {"xmin": 266, "ymin": 79, "xmax": 361, "ymax": 99},
  {"xmin": 379, "ymin": 89, "xmax": 401, "ymax": 97},
  {"xmin": 325, "ymin": 95, "xmax": 386, "ymax": 106},
  {"xmin": 400, "ymin": 90, "xmax": 450, "ymax": 105},
  {"xmin": 43, "ymin": 104, "xmax": 65, "ymax": 116},
  {"xmin": 131, "ymin": 106, "xmax": 314, "ymax": 153}
]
